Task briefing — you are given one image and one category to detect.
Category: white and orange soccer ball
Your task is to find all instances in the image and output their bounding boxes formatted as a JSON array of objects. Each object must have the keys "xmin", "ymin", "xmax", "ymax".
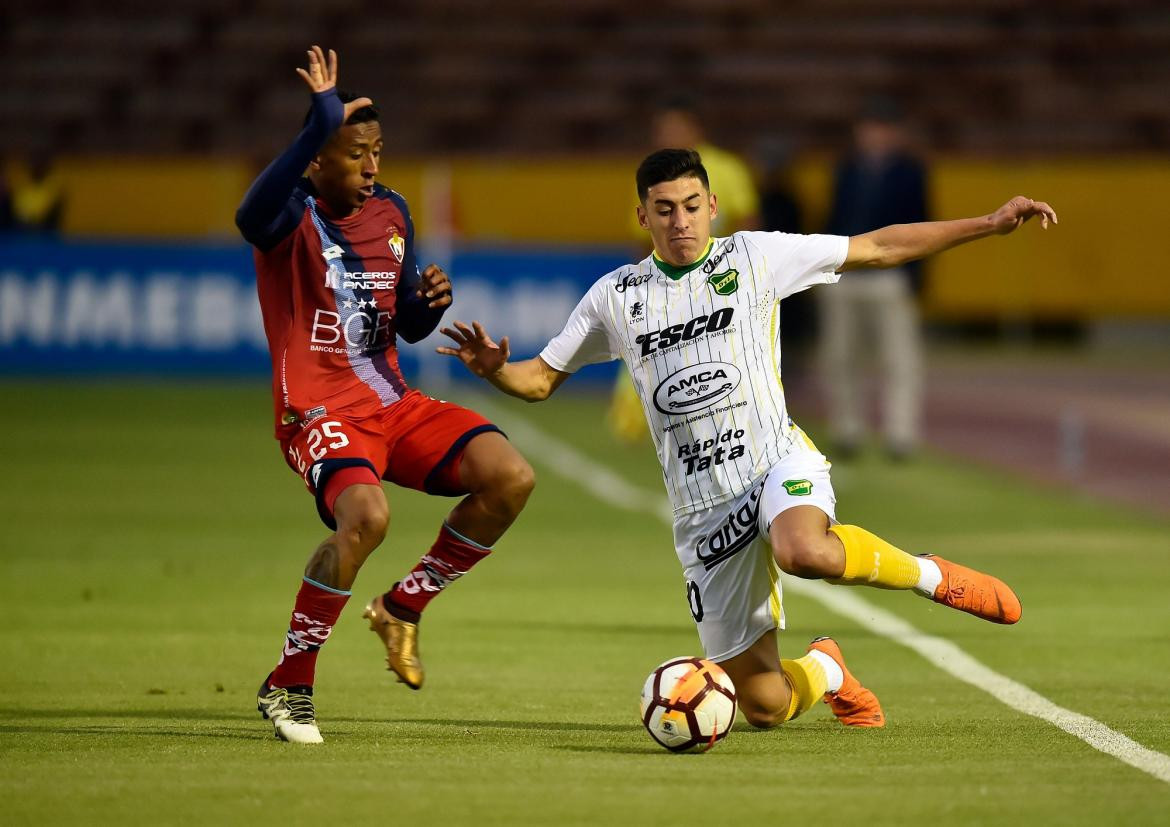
[{"xmin": 639, "ymin": 656, "xmax": 737, "ymax": 752}]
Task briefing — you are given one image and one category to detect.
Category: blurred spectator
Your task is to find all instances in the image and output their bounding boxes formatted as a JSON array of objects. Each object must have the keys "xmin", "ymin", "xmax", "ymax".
[
  {"xmin": 649, "ymin": 96, "xmax": 760, "ymax": 235},
  {"xmin": 0, "ymin": 162, "xmax": 14, "ymax": 232},
  {"xmin": 821, "ymin": 97, "xmax": 929, "ymax": 460},
  {"xmin": 609, "ymin": 97, "xmax": 762, "ymax": 442},
  {"xmin": 10, "ymin": 154, "xmax": 65, "ymax": 234},
  {"xmin": 755, "ymin": 138, "xmax": 816, "ymax": 355}
]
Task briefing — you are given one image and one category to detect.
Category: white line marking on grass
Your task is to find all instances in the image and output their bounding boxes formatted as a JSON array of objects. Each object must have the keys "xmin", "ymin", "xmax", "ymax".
[{"xmin": 483, "ymin": 401, "xmax": 1170, "ymax": 786}]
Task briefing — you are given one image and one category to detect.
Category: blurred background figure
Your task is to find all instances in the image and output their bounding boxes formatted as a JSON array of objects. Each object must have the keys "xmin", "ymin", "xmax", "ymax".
[
  {"xmin": 821, "ymin": 97, "xmax": 929, "ymax": 460},
  {"xmin": 0, "ymin": 159, "xmax": 14, "ymax": 232},
  {"xmin": 755, "ymin": 136, "xmax": 816, "ymax": 366},
  {"xmin": 8, "ymin": 154, "xmax": 65, "ymax": 235},
  {"xmin": 648, "ymin": 95, "xmax": 760, "ymax": 235},
  {"xmin": 607, "ymin": 96, "xmax": 762, "ymax": 442}
]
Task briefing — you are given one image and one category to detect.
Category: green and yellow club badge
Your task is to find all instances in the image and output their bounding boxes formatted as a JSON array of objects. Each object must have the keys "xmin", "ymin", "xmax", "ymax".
[{"xmin": 706, "ymin": 269, "xmax": 740, "ymax": 296}]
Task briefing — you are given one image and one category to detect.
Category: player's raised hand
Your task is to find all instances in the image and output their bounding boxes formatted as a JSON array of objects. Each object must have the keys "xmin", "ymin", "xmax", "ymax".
[
  {"xmin": 989, "ymin": 196, "xmax": 1059, "ymax": 234},
  {"xmin": 295, "ymin": 45, "xmax": 372, "ymax": 119},
  {"xmin": 437, "ymin": 321, "xmax": 511, "ymax": 377},
  {"xmin": 418, "ymin": 264, "xmax": 453, "ymax": 309}
]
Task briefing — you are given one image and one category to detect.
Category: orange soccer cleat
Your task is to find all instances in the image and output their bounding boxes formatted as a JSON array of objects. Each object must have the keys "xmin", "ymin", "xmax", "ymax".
[
  {"xmin": 808, "ymin": 637, "xmax": 885, "ymax": 728},
  {"xmin": 921, "ymin": 554, "xmax": 1022, "ymax": 625}
]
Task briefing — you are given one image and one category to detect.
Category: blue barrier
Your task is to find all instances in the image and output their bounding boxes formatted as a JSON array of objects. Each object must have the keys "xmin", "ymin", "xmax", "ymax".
[{"xmin": 0, "ymin": 238, "xmax": 630, "ymax": 383}]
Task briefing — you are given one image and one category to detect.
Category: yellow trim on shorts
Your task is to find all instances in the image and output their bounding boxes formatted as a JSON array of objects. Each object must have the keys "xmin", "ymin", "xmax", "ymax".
[{"xmin": 768, "ymin": 559, "xmax": 783, "ymax": 626}]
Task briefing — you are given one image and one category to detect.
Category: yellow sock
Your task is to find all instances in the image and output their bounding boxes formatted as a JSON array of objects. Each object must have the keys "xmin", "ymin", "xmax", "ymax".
[
  {"xmin": 828, "ymin": 524, "xmax": 922, "ymax": 590},
  {"xmin": 780, "ymin": 655, "xmax": 828, "ymax": 722}
]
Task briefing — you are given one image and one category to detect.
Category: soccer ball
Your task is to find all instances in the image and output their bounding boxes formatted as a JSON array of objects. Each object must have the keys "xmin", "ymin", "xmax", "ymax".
[{"xmin": 639, "ymin": 656, "xmax": 737, "ymax": 752}]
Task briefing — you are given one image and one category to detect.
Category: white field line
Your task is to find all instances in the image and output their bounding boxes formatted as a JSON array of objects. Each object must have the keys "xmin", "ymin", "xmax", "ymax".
[{"xmin": 484, "ymin": 401, "xmax": 1170, "ymax": 786}]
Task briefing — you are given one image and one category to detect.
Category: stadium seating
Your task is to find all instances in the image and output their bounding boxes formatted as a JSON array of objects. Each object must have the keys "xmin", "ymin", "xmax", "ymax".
[{"xmin": 2, "ymin": 0, "xmax": 1168, "ymax": 156}]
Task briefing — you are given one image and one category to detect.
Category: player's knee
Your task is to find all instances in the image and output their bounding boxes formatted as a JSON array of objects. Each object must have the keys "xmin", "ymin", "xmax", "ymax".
[
  {"xmin": 336, "ymin": 492, "xmax": 389, "ymax": 552},
  {"xmin": 492, "ymin": 456, "xmax": 536, "ymax": 514},
  {"xmin": 740, "ymin": 703, "xmax": 784, "ymax": 729},
  {"xmin": 772, "ymin": 530, "xmax": 832, "ymax": 577}
]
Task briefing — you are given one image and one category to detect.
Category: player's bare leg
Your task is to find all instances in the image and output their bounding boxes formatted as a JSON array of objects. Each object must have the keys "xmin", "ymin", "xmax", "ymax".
[
  {"xmin": 769, "ymin": 505, "xmax": 1021, "ymax": 624},
  {"xmin": 718, "ymin": 629, "xmax": 882, "ymax": 729},
  {"xmin": 446, "ymin": 432, "xmax": 536, "ymax": 545},
  {"xmin": 366, "ymin": 432, "xmax": 535, "ymax": 688},
  {"xmin": 308, "ymin": 483, "xmax": 390, "ymax": 590},
  {"xmin": 259, "ymin": 483, "xmax": 388, "ymax": 742}
]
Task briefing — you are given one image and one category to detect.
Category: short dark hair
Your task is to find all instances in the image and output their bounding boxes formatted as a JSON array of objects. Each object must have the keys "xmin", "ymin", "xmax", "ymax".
[
  {"xmin": 303, "ymin": 90, "xmax": 379, "ymax": 127},
  {"xmin": 636, "ymin": 148, "xmax": 709, "ymax": 202}
]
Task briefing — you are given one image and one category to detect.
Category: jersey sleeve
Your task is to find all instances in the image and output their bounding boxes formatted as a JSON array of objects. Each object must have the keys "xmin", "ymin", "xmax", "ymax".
[
  {"xmin": 740, "ymin": 231, "xmax": 849, "ymax": 299},
  {"xmin": 538, "ymin": 279, "xmax": 620, "ymax": 373},
  {"xmin": 235, "ymin": 90, "xmax": 344, "ymax": 251},
  {"xmin": 390, "ymin": 190, "xmax": 448, "ymax": 343}
]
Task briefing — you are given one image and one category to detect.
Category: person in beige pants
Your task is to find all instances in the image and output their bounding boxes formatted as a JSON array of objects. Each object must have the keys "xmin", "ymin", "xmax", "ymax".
[
  {"xmin": 820, "ymin": 267, "xmax": 922, "ymax": 458},
  {"xmin": 822, "ymin": 97, "xmax": 928, "ymax": 459}
]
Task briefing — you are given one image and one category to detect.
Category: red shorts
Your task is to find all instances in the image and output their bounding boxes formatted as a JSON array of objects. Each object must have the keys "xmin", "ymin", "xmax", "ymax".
[{"xmin": 279, "ymin": 389, "xmax": 502, "ymax": 528}]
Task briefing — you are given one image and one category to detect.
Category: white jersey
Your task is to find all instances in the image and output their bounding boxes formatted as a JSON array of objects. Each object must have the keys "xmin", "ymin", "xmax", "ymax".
[{"xmin": 540, "ymin": 231, "xmax": 848, "ymax": 516}]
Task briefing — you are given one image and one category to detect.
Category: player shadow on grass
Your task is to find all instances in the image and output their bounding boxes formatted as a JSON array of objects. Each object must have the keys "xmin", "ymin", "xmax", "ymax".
[
  {"xmin": 0, "ymin": 707, "xmax": 262, "ymax": 741},
  {"xmin": 392, "ymin": 717, "xmax": 641, "ymax": 734},
  {"xmin": 479, "ymin": 620, "xmax": 694, "ymax": 638}
]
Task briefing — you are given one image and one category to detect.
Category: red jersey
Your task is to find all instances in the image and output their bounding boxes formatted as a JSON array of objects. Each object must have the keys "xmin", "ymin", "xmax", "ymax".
[
  {"xmin": 238, "ymin": 91, "xmax": 444, "ymax": 439},
  {"xmin": 252, "ymin": 183, "xmax": 424, "ymax": 437}
]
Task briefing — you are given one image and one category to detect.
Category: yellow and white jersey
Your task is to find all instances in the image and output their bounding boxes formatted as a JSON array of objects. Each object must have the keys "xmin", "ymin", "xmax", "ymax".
[{"xmin": 540, "ymin": 231, "xmax": 848, "ymax": 516}]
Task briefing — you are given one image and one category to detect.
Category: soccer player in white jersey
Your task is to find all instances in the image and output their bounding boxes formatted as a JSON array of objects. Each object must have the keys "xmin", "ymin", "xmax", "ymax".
[{"xmin": 437, "ymin": 149, "xmax": 1057, "ymax": 730}]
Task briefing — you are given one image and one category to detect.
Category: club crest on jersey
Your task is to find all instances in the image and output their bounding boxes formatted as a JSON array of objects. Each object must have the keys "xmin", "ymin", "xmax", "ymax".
[
  {"xmin": 782, "ymin": 479, "xmax": 813, "ymax": 496},
  {"xmin": 388, "ymin": 232, "xmax": 405, "ymax": 262},
  {"xmin": 706, "ymin": 269, "xmax": 740, "ymax": 296}
]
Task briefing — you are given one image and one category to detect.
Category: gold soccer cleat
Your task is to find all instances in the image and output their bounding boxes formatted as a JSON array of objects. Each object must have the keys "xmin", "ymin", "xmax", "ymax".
[{"xmin": 362, "ymin": 597, "xmax": 424, "ymax": 689}]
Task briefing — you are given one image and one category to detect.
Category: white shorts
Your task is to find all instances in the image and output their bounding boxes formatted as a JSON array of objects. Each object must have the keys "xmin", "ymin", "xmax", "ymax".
[{"xmin": 671, "ymin": 445, "xmax": 837, "ymax": 662}]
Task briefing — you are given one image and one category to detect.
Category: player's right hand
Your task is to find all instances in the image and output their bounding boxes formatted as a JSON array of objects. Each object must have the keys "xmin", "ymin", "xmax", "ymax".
[
  {"xmin": 437, "ymin": 321, "xmax": 511, "ymax": 378},
  {"xmin": 295, "ymin": 45, "xmax": 372, "ymax": 121}
]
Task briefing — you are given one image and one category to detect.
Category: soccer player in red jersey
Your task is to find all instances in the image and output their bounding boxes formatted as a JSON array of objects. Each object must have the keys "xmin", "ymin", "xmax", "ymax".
[{"xmin": 236, "ymin": 46, "xmax": 535, "ymax": 743}]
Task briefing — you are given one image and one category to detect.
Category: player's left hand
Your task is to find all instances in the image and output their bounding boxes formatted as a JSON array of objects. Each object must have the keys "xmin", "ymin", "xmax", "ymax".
[
  {"xmin": 418, "ymin": 264, "xmax": 453, "ymax": 309},
  {"xmin": 989, "ymin": 196, "xmax": 1059, "ymax": 234}
]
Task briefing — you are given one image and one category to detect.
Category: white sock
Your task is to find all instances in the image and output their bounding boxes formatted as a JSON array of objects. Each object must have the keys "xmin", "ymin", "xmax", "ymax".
[
  {"xmin": 915, "ymin": 556, "xmax": 943, "ymax": 597},
  {"xmin": 806, "ymin": 649, "xmax": 844, "ymax": 693}
]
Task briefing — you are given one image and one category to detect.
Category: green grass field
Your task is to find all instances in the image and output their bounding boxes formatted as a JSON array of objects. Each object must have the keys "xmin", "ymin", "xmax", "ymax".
[{"xmin": 3, "ymin": 381, "xmax": 1169, "ymax": 825}]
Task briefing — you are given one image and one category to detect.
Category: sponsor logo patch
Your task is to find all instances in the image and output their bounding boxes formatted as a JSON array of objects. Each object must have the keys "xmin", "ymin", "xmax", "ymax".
[
  {"xmin": 696, "ymin": 479, "xmax": 764, "ymax": 570},
  {"xmin": 701, "ymin": 240, "xmax": 736, "ymax": 275},
  {"xmin": 653, "ymin": 361, "xmax": 741, "ymax": 416},
  {"xmin": 782, "ymin": 479, "xmax": 813, "ymax": 496},
  {"xmin": 635, "ymin": 307, "xmax": 734, "ymax": 356},
  {"xmin": 706, "ymin": 269, "xmax": 740, "ymax": 296},
  {"xmin": 614, "ymin": 272, "xmax": 653, "ymax": 293}
]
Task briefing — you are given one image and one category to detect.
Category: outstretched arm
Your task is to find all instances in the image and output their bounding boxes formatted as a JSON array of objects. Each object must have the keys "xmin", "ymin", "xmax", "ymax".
[
  {"xmin": 235, "ymin": 46, "xmax": 372, "ymax": 249},
  {"xmin": 841, "ymin": 196, "xmax": 1058, "ymax": 272},
  {"xmin": 437, "ymin": 321, "xmax": 570, "ymax": 402}
]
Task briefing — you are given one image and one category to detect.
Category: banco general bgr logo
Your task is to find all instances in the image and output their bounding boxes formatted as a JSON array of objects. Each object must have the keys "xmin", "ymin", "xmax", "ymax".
[{"xmin": 653, "ymin": 361, "xmax": 742, "ymax": 416}]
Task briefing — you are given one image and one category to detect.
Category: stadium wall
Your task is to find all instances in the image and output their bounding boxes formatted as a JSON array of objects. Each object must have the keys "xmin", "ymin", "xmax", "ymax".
[
  {"xmin": 48, "ymin": 155, "xmax": 1170, "ymax": 320},
  {"xmin": 0, "ymin": 238, "xmax": 627, "ymax": 380}
]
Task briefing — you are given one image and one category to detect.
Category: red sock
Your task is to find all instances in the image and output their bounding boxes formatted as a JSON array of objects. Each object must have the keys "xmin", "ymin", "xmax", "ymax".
[
  {"xmin": 269, "ymin": 578, "xmax": 351, "ymax": 688},
  {"xmin": 385, "ymin": 523, "xmax": 491, "ymax": 621}
]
